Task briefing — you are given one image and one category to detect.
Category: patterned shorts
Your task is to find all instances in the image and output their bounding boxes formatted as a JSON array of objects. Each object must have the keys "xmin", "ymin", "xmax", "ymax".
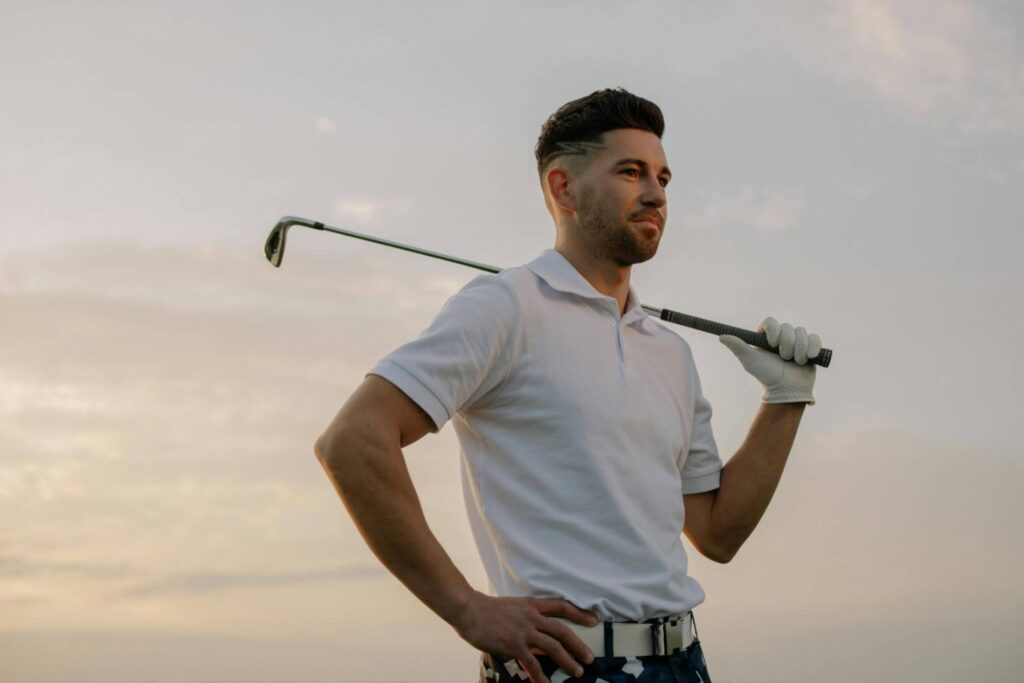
[{"xmin": 479, "ymin": 639, "xmax": 712, "ymax": 682}]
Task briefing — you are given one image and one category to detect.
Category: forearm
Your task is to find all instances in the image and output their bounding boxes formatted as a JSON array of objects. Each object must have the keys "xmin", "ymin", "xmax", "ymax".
[
  {"xmin": 315, "ymin": 431, "xmax": 476, "ymax": 628},
  {"xmin": 710, "ymin": 402, "xmax": 805, "ymax": 559}
]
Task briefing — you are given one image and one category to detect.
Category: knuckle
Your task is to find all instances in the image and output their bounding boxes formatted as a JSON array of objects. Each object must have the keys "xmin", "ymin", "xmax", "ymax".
[
  {"xmin": 550, "ymin": 641, "xmax": 569, "ymax": 658},
  {"xmin": 516, "ymin": 644, "xmax": 534, "ymax": 660}
]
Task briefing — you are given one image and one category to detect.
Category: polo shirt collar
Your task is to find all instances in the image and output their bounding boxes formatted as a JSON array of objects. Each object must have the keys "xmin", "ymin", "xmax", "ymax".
[{"xmin": 526, "ymin": 249, "xmax": 658, "ymax": 334}]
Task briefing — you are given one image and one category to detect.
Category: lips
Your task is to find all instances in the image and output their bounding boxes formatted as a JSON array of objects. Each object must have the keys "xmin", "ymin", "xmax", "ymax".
[{"xmin": 632, "ymin": 215, "xmax": 662, "ymax": 228}]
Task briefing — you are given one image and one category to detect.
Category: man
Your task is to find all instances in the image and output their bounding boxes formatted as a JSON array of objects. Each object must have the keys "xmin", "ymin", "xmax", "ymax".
[{"xmin": 314, "ymin": 88, "xmax": 823, "ymax": 683}]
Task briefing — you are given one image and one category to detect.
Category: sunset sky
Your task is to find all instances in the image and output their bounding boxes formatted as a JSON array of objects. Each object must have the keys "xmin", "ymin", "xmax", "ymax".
[{"xmin": 3, "ymin": 1, "xmax": 1023, "ymax": 682}]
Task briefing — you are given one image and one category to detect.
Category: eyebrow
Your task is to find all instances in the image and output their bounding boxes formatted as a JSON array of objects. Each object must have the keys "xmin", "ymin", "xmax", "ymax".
[{"xmin": 612, "ymin": 158, "xmax": 672, "ymax": 179}]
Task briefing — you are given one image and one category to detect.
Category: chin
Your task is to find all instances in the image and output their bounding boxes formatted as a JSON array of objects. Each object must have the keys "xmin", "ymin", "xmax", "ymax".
[
  {"xmin": 617, "ymin": 245, "xmax": 658, "ymax": 266},
  {"xmin": 633, "ymin": 250, "xmax": 658, "ymax": 265}
]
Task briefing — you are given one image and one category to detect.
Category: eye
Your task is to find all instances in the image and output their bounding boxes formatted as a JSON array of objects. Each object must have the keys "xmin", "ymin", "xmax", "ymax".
[{"xmin": 622, "ymin": 168, "xmax": 640, "ymax": 177}]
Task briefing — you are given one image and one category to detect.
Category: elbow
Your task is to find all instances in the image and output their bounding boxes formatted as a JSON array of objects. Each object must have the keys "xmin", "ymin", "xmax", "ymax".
[
  {"xmin": 314, "ymin": 425, "xmax": 381, "ymax": 474},
  {"xmin": 699, "ymin": 537, "xmax": 739, "ymax": 564},
  {"xmin": 313, "ymin": 433, "xmax": 330, "ymax": 462},
  {"xmin": 314, "ymin": 431, "xmax": 355, "ymax": 490},
  {"xmin": 707, "ymin": 545, "xmax": 737, "ymax": 564},
  {"xmin": 685, "ymin": 526, "xmax": 737, "ymax": 564},
  {"xmin": 314, "ymin": 430, "xmax": 346, "ymax": 466}
]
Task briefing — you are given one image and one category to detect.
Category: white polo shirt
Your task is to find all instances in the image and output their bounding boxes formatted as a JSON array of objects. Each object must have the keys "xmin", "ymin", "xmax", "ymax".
[{"xmin": 368, "ymin": 248, "xmax": 723, "ymax": 621}]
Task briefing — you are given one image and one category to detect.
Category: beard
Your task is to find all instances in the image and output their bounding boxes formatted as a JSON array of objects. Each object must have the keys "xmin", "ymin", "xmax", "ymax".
[{"xmin": 576, "ymin": 184, "xmax": 660, "ymax": 266}]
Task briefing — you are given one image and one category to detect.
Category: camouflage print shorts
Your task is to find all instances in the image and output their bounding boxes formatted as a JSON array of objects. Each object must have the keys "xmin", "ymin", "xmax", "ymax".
[{"xmin": 479, "ymin": 639, "xmax": 712, "ymax": 682}]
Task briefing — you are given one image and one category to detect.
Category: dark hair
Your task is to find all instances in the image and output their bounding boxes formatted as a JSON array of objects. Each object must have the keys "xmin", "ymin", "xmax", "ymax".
[{"xmin": 534, "ymin": 87, "xmax": 665, "ymax": 182}]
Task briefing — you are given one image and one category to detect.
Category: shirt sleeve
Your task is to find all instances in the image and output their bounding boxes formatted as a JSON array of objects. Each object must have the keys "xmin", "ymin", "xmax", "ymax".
[
  {"xmin": 366, "ymin": 274, "xmax": 522, "ymax": 432},
  {"xmin": 678, "ymin": 350, "xmax": 723, "ymax": 494}
]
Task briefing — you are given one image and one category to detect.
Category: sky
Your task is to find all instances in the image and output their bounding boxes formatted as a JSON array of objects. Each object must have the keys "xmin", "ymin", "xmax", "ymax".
[{"xmin": 2, "ymin": 1, "xmax": 1023, "ymax": 681}]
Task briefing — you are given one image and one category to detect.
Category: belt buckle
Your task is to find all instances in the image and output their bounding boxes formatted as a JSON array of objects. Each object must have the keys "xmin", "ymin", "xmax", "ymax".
[
  {"xmin": 650, "ymin": 616, "xmax": 684, "ymax": 656},
  {"xmin": 649, "ymin": 621, "xmax": 666, "ymax": 656}
]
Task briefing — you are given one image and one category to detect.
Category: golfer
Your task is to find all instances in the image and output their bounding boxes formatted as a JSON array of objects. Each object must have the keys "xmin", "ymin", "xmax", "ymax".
[{"xmin": 314, "ymin": 87, "xmax": 823, "ymax": 683}]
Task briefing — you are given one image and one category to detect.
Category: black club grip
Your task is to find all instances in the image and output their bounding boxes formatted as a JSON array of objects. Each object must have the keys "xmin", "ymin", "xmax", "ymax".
[{"xmin": 660, "ymin": 309, "xmax": 832, "ymax": 368}]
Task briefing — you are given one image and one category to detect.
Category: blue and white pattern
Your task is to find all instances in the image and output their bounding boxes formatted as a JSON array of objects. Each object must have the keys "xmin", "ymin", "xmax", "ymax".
[{"xmin": 479, "ymin": 640, "xmax": 712, "ymax": 683}]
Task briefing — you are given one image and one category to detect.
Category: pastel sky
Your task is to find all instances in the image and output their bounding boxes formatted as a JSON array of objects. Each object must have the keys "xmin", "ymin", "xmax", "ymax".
[{"xmin": 2, "ymin": 1, "xmax": 1023, "ymax": 682}]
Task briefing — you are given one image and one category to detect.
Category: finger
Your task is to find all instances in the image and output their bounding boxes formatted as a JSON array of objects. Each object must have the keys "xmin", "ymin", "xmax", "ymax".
[
  {"xmin": 807, "ymin": 332, "xmax": 822, "ymax": 359},
  {"xmin": 794, "ymin": 326, "xmax": 808, "ymax": 365},
  {"xmin": 517, "ymin": 651, "xmax": 550, "ymax": 683},
  {"xmin": 778, "ymin": 322, "xmax": 795, "ymax": 360},
  {"xmin": 568, "ymin": 602, "xmax": 599, "ymax": 626},
  {"xmin": 531, "ymin": 631, "xmax": 585, "ymax": 679},
  {"xmin": 761, "ymin": 316, "xmax": 781, "ymax": 346},
  {"xmin": 538, "ymin": 618, "xmax": 595, "ymax": 666},
  {"xmin": 719, "ymin": 334, "xmax": 751, "ymax": 359},
  {"xmin": 533, "ymin": 599, "xmax": 592, "ymax": 624}
]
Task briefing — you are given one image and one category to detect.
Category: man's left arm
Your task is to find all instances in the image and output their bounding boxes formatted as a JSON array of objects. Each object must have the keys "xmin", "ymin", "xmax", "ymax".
[{"xmin": 683, "ymin": 316, "xmax": 823, "ymax": 564}]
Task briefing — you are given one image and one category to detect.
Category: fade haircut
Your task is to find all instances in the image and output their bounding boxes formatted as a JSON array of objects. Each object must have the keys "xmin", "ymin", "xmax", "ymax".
[{"xmin": 534, "ymin": 87, "xmax": 665, "ymax": 213}]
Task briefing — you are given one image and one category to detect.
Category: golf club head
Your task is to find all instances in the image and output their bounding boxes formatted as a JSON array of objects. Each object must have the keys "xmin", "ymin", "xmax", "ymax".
[
  {"xmin": 265, "ymin": 216, "xmax": 319, "ymax": 267},
  {"xmin": 264, "ymin": 220, "xmax": 289, "ymax": 267}
]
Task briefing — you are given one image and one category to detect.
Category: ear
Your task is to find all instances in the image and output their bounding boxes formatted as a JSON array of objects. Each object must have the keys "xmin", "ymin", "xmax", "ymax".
[{"xmin": 546, "ymin": 168, "xmax": 576, "ymax": 215}]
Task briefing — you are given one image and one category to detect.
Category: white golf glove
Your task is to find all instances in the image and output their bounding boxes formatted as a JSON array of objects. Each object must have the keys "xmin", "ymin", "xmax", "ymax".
[{"xmin": 719, "ymin": 316, "xmax": 822, "ymax": 405}]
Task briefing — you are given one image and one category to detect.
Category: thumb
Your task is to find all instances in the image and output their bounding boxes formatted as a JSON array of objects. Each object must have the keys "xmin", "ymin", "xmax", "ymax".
[{"xmin": 719, "ymin": 334, "xmax": 751, "ymax": 358}]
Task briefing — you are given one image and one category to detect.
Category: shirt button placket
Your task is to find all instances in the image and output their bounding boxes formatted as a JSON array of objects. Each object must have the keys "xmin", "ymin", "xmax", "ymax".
[{"xmin": 616, "ymin": 319, "xmax": 626, "ymax": 364}]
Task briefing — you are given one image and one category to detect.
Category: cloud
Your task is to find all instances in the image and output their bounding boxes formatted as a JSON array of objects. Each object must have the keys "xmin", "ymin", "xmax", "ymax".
[
  {"xmin": 332, "ymin": 196, "xmax": 379, "ymax": 222},
  {"xmin": 821, "ymin": 0, "xmax": 1024, "ymax": 137},
  {"xmin": 683, "ymin": 185, "xmax": 807, "ymax": 233},
  {"xmin": 330, "ymin": 194, "xmax": 421, "ymax": 228},
  {"xmin": 0, "ymin": 554, "xmax": 136, "ymax": 579},
  {"xmin": 0, "ymin": 238, "xmax": 470, "ymax": 613},
  {"xmin": 118, "ymin": 564, "xmax": 385, "ymax": 598},
  {"xmin": 1, "ymin": 594, "xmax": 45, "ymax": 606},
  {"xmin": 0, "ymin": 378, "xmax": 126, "ymax": 417},
  {"xmin": 0, "ymin": 551, "xmax": 385, "ymax": 597},
  {"xmin": 314, "ymin": 116, "xmax": 335, "ymax": 133},
  {"xmin": 0, "ymin": 236, "xmax": 459, "ymax": 322}
]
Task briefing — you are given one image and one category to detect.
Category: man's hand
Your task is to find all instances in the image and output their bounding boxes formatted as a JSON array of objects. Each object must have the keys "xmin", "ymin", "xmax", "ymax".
[
  {"xmin": 453, "ymin": 590, "xmax": 598, "ymax": 683},
  {"xmin": 720, "ymin": 316, "xmax": 823, "ymax": 405}
]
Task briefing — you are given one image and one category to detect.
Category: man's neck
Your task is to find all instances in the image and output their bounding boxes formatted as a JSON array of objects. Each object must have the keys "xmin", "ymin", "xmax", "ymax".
[{"xmin": 554, "ymin": 243, "xmax": 632, "ymax": 316}]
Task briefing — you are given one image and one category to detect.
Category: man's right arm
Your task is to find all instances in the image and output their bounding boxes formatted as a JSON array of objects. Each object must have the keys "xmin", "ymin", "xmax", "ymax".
[
  {"xmin": 314, "ymin": 374, "xmax": 598, "ymax": 682},
  {"xmin": 313, "ymin": 373, "xmax": 474, "ymax": 628}
]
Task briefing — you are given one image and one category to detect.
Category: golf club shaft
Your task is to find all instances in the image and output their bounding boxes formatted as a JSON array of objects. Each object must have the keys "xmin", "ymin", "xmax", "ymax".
[
  {"xmin": 265, "ymin": 216, "xmax": 832, "ymax": 368},
  {"xmin": 316, "ymin": 221, "xmax": 502, "ymax": 275}
]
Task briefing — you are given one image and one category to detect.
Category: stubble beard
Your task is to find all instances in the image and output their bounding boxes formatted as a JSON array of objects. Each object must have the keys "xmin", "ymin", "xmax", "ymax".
[{"xmin": 577, "ymin": 185, "xmax": 660, "ymax": 266}]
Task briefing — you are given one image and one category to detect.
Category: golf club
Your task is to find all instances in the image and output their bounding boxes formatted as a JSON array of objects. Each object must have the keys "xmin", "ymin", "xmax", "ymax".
[{"xmin": 264, "ymin": 215, "xmax": 833, "ymax": 368}]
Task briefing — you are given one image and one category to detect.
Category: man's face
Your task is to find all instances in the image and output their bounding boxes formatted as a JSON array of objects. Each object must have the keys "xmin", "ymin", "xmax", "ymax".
[{"xmin": 572, "ymin": 128, "xmax": 670, "ymax": 266}]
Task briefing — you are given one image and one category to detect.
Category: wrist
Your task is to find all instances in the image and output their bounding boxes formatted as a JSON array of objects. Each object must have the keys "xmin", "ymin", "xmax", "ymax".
[
  {"xmin": 448, "ymin": 586, "xmax": 483, "ymax": 633},
  {"xmin": 760, "ymin": 400, "xmax": 809, "ymax": 414}
]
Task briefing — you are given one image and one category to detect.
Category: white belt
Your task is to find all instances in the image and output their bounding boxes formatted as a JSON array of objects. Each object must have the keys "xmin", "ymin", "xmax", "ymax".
[{"xmin": 552, "ymin": 612, "xmax": 695, "ymax": 657}]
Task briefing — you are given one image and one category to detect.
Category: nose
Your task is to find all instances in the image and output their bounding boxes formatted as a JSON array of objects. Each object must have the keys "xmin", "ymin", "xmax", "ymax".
[{"xmin": 641, "ymin": 176, "xmax": 667, "ymax": 207}]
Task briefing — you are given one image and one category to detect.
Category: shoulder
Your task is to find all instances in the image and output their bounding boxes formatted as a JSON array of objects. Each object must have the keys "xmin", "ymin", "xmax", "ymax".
[
  {"xmin": 460, "ymin": 264, "xmax": 540, "ymax": 314},
  {"xmin": 494, "ymin": 263, "xmax": 537, "ymax": 297},
  {"xmin": 438, "ymin": 271, "xmax": 523, "ymax": 332},
  {"xmin": 449, "ymin": 271, "xmax": 519, "ymax": 305}
]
